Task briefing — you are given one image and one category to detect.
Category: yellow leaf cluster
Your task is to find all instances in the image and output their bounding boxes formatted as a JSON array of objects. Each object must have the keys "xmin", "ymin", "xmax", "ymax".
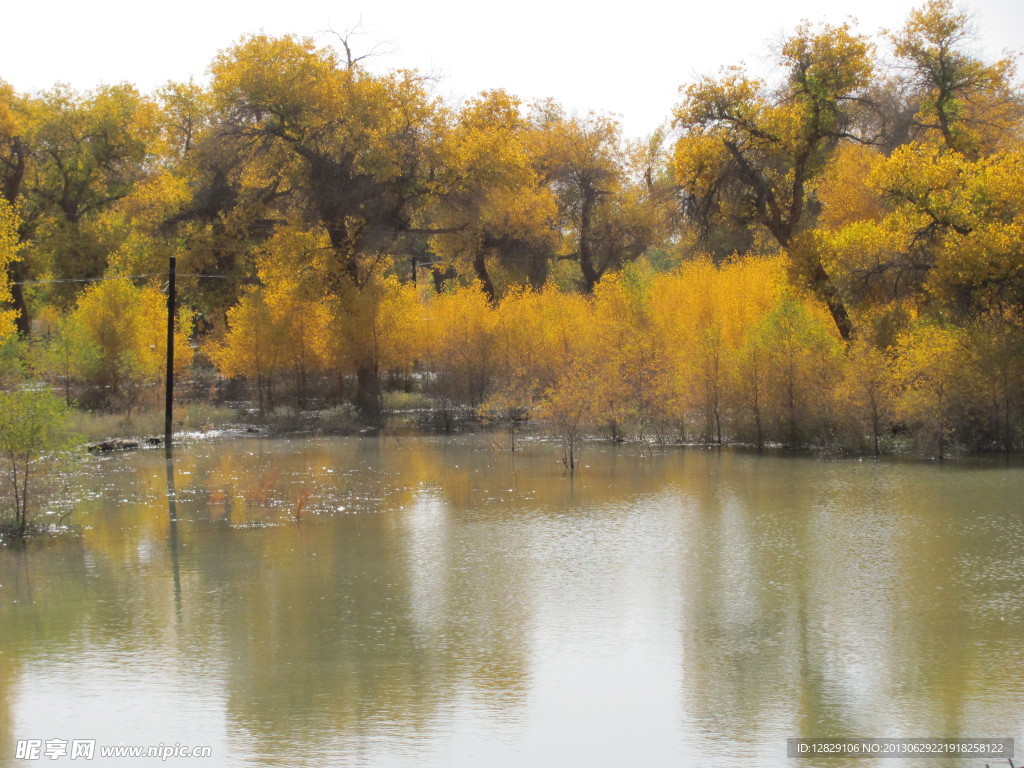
[{"xmin": 69, "ymin": 278, "xmax": 193, "ymax": 405}]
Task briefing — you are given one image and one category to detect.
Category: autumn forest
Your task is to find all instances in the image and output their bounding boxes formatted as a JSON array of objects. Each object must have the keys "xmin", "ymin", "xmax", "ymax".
[{"xmin": 2, "ymin": 0, "xmax": 1023, "ymax": 459}]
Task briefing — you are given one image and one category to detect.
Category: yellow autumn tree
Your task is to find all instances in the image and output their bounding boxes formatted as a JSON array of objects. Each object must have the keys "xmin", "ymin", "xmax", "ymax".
[
  {"xmin": 888, "ymin": 0, "xmax": 1022, "ymax": 156},
  {"xmin": 208, "ymin": 33, "xmax": 443, "ymax": 421},
  {"xmin": 822, "ymin": 142, "xmax": 1024, "ymax": 344},
  {"xmin": 526, "ymin": 286, "xmax": 601, "ymax": 467},
  {"xmin": 428, "ymin": 91, "xmax": 557, "ymax": 299},
  {"xmin": 650, "ymin": 259, "xmax": 730, "ymax": 442},
  {"xmin": 752, "ymin": 295, "xmax": 843, "ymax": 447},
  {"xmin": 321, "ymin": 270, "xmax": 424, "ymax": 412},
  {"xmin": 207, "ymin": 287, "xmax": 282, "ymax": 414},
  {"xmin": 590, "ymin": 268, "xmax": 671, "ymax": 440},
  {"xmin": 484, "ymin": 285, "xmax": 544, "ymax": 433},
  {"xmin": 964, "ymin": 314, "xmax": 1024, "ymax": 452},
  {"xmin": 206, "ymin": 227, "xmax": 334, "ymax": 412},
  {"xmin": 420, "ymin": 283, "xmax": 497, "ymax": 428},
  {"xmin": 536, "ymin": 362, "xmax": 599, "ymax": 471},
  {"xmin": 834, "ymin": 341, "xmax": 896, "ymax": 455},
  {"xmin": 673, "ymin": 20, "xmax": 875, "ymax": 341},
  {"xmin": 482, "ymin": 284, "xmax": 593, "ymax": 444},
  {"xmin": 714, "ymin": 257, "xmax": 791, "ymax": 447},
  {"xmin": 894, "ymin": 322, "xmax": 980, "ymax": 458},
  {"xmin": 69, "ymin": 277, "xmax": 193, "ymax": 413},
  {"xmin": 531, "ymin": 104, "xmax": 669, "ymax": 295}
]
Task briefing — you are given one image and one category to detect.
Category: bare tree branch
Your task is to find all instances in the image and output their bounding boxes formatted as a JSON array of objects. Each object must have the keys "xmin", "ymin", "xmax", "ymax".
[{"xmin": 321, "ymin": 20, "xmax": 395, "ymax": 69}]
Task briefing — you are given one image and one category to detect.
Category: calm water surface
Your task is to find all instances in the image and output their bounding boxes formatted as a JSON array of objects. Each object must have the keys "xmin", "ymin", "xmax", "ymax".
[{"xmin": 1, "ymin": 436, "xmax": 1022, "ymax": 767}]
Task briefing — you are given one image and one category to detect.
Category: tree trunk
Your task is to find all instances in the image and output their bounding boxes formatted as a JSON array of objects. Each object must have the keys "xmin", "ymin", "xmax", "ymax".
[
  {"xmin": 870, "ymin": 396, "xmax": 880, "ymax": 458},
  {"xmin": 937, "ymin": 392, "xmax": 946, "ymax": 461},
  {"xmin": 787, "ymin": 364, "xmax": 797, "ymax": 448},
  {"xmin": 579, "ymin": 187, "xmax": 599, "ymax": 294},
  {"xmin": 8, "ymin": 260, "xmax": 30, "ymax": 336},
  {"xmin": 2, "ymin": 137, "xmax": 28, "ymax": 206},
  {"xmin": 20, "ymin": 463, "xmax": 29, "ymax": 532},
  {"xmin": 714, "ymin": 400, "xmax": 722, "ymax": 445},
  {"xmin": 579, "ymin": 237, "xmax": 599, "ymax": 294},
  {"xmin": 256, "ymin": 368, "xmax": 265, "ymax": 416},
  {"xmin": 809, "ymin": 260, "xmax": 854, "ymax": 342},
  {"xmin": 1002, "ymin": 372, "xmax": 1012, "ymax": 453},
  {"xmin": 472, "ymin": 249, "xmax": 496, "ymax": 304},
  {"xmin": 432, "ymin": 265, "xmax": 457, "ymax": 293},
  {"xmin": 356, "ymin": 363, "xmax": 381, "ymax": 426},
  {"xmin": 526, "ymin": 251, "xmax": 548, "ymax": 291},
  {"xmin": 783, "ymin": 232, "xmax": 855, "ymax": 343}
]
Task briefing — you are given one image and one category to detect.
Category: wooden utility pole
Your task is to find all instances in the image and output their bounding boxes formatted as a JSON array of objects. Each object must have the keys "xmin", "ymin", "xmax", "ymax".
[{"xmin": 164, "ymin": 256, "xmax": 176, "ymax": 447}]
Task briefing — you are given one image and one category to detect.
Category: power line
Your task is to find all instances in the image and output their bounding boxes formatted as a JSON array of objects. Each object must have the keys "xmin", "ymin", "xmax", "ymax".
[
  {"xmin": 178, "ymin": 273, "xmax": 257, "ymax": 281},
  {"xmin": 13, "ymin": 272, "xmax": 256, "ymax": 286},
  {"xmin": 13, "ymin": 273, "xmax": 161, "ymax": 286},
  {"xmin": 11, "ymin": 252, "xmax": 628, "ymax": 287}
]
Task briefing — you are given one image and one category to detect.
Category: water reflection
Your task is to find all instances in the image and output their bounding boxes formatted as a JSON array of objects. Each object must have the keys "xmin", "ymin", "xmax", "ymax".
[
  {"xmin": 0, "ymin": 438, "xmax": 1022, "ymax": 766},
  {"xmin": 166, "ymin": 450, "xmax": 182, "ymax": 617}
]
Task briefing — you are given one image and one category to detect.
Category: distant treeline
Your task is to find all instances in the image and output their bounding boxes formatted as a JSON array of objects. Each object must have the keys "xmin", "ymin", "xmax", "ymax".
[{"xmin": 0, "ymin": 0, "xmax": 1022, "ymax": 457}]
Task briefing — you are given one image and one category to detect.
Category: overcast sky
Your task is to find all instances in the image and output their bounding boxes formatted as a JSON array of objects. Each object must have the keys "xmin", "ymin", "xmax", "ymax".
[{"xmin": 2, "ymin": 0, "xmax": 1021, "ymax": 136}]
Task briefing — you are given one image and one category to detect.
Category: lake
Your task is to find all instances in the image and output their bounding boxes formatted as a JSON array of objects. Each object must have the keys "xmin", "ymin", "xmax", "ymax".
[{"xmin": 1, "ymin": 436, "xmax": 1022, "ymax": 767}]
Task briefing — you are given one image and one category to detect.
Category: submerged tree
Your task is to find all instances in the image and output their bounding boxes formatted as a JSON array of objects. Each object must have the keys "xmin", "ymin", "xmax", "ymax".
[{"xmin": 0, "ymin": 389, "xmax": 74, "ymax": 537}]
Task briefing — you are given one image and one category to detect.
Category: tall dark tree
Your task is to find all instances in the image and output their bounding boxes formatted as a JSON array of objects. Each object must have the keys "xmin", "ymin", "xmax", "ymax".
[
  {"xmin": 208, "ymin": 34, "xmax": 444, "ymax": 419},
  {"xmin": 673, "ymin": 21, "xmax": 877, "ymax": 340}
]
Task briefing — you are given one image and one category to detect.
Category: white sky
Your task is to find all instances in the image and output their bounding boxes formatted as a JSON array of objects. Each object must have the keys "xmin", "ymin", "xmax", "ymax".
[{"xmin": 2, "ymin": 0, "xmax": 1021, "ymax": 137}]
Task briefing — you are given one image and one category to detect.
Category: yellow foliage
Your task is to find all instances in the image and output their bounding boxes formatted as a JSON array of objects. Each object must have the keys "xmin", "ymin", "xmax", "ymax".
[
  {"xmin": 590, "ymin": 271, "xmax": 668, "ymax": 435},
  {"xmin": 889, "ymin": 0, "xmax": 1021, "ymax": 155},
  {"xmin": 7, "ymin": 10, "xmax": 1024, "ymax": 453},
  {"xmin": 671, "ymin": 133, "xmax": 730, "ymax": 199},
  {"xmin": 0, "ymin": 79, "xmax": 22, "ymax": 138},
  {"xmin": 781, "ymin": 20, "xmax": 875, "ymax": 98},
  {"xmin": 835, "ymin": 341, "xmax": 896, "ymax": 454},
  {"xmin": 536, "ymin": 361, "xmax": 599, "ymax": 469},
  {"xmin": 207, "ymin": 230, "xmax": 336, "ymax": 407},
  {"xmin": 815, "ymin": 144, "xmax": 885, "ymax": 231},
  {"xmin": 428, "ymin": 91, "xmax": 557, "ymax": 292},
  {"xmin": 319, "ymin": 268, "xmax": 422, "ymax": 387},
  {"xmin": 69, "ymin": 277, "xmax": 193, "ymax": 410},
  {"xmin": 421, "ymin": 282, "xmax": 497, "ymax": 407},
  {"xmin": 894, "ymin": 322, "xmax": 980, "ymax": 456},
  {"xmin": 0, "ymin": 199, "xmax": 20, "ymax": 341},
  {"xmin": 206, "ymin": 287, "xmax": 278, "ymax": 382},
  {"xmin": 825, "ymin": 143, "xmax": 1024, "ymax": 318}
]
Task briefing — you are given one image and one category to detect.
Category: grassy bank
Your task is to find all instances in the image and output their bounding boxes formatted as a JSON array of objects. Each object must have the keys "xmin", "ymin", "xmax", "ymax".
[{"xmin": 68, "ymin": 402, "xmax": 241, "ymax": 444}]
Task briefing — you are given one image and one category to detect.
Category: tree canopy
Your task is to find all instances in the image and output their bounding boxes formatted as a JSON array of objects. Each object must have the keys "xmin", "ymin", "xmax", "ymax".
[{"xmin": 1, "ymin": 1, "xmax": 1022, "ymax": 455}]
